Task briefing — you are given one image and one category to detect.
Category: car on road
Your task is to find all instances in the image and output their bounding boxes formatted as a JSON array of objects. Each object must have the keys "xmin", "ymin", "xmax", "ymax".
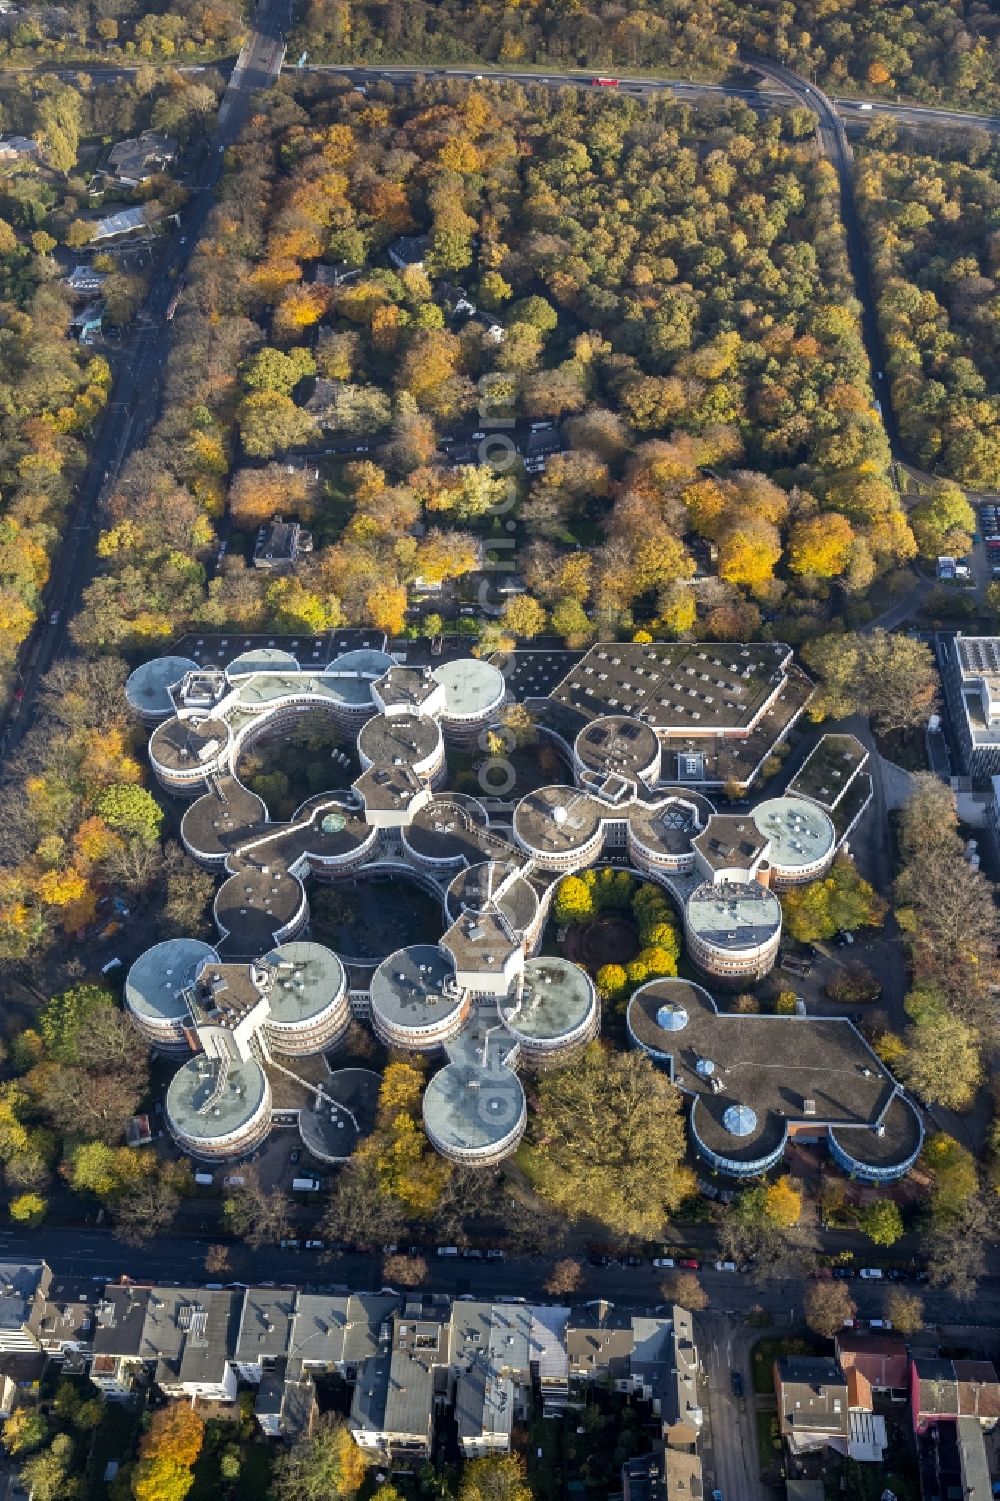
[
  {"xmin": 680, "ymin": 1259, "xmax": 700, "ymax": 1270},
  {"xmin": 289, "ymin": 1149, "xmax": 300, "ymax": 1164},
  {"xmin": 711, "ymin": 1490, "xmax": 724, "ymax": 1501},
  {"xmin": 653, "ymin": 1257, "xmax": 676, "ymax": 1269},
  {"xmin": 730, "ymin": 1371, "xmax": 743, "ymax": 1397},
  {"xmin": 715, "ymin": 1261, "xmax": 738, "ymax": 1272},
  {"xmin": 859, "ymin": 1267, "xmax": 883, "ymax": 1279},
  {"xmin": 49, "ymin": 610, "xmax": 60, "ymax": 625}
]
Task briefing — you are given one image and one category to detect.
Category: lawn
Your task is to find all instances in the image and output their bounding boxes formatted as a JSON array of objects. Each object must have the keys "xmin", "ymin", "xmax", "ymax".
[{"xmin": 755, "ymin": 1406, "xmax": 782, "ymax": 1470}]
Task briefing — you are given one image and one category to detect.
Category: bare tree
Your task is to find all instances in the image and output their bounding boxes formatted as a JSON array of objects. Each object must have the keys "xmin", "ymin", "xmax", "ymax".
[
  {"xmin": 224, "ymin": 1168, "xmax": 292, "ymax": 1249},
  {"xmin": 383, "ymin": 1254, "xmax": 428, "ymax": 1288},
  {"xmin": 804, "ymin": 1278, "xmax": 856, "ymax": 1337},
  {"xmin": 660, "ymin": 1269, "xmax": 708, "ymax": 1311},
  {"xmin": 114, "ymin": 1175, "xmax": 181, "ymax": 1247},
  {"xmin": 205, "ymin": 1244, "xmax": 232, "ymax": 1275},
  {"xmin": 544, "ymin": 1259, "xmax": 583, "ymax": 1298}
]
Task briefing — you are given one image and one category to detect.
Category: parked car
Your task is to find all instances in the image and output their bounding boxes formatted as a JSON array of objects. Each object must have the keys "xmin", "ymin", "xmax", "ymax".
[
  {"xmin": 622, "ymin": 1255, "xmax": 644, "ymax": 1267},
  {"xmin": 715, "ymin": 1261, "xmax": 738, "ymax": 1273},
  {"xmin": 304, "ymin": 1239, "xmax": 324, "ymax": 1249},
  {"xmin": 833, "ymin": 1267, "xmax": 855, "ymax": 1279},
  {"xmin": 680, "ymin": 1259, "xmax": 700, "ymax": 1270},
  {"xmin": 486, "ymin": 1249, "xmax": 505, "ymax": 1261},
  {"xmin": 869, "ymin": 1318, "xmax": 893, "ymax": 1330},
  {"xmin": 653, "ymin": 1257, "xmax": 676, "ymax": 1269},
  {"xmin": 859, "ymin": 1267, "xmax": 883, "ymax": 1280}
]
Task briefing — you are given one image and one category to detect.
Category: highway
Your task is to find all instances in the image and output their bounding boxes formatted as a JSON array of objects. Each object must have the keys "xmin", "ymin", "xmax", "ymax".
[
  {"xmin": 290, "ymin": 61, "xmax": 1000, "ymax": 136},
  {"xmin": 0, "ymin": 0, "xmax": 289, "ymax": 762}
]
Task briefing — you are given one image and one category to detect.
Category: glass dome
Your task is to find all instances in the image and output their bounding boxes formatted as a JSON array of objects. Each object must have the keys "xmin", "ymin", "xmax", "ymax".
[
  {"xmin": 655, "ymin": 1002, "xmax": 689, "ymax": 1032},
  {"xmin": 722, "ymin": 1103, "xmax": 758, "ymax": 1138}
]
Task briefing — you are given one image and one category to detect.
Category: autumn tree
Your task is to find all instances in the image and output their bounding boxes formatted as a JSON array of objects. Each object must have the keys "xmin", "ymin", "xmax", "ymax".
[
  {"xmin": 223, "ymin": 1168, "xmax": 292, "ymax": 1248},
  {"xmin": 804, "ymin": 1278, "xmax": 856, "ymax": 1338},
  {"xmin": 803, "ymin": 630, "xmax": 938, "ymax": 733},
  {"xmin": 659, "ymin": 1269, "xmax": 708, "ymax": 1311},
  {"xmin": 885, "ymin": 1286, "xmax": 923, "ymax": 1335},
  {"xmin": 781, "ymin": 855, "xmax": 886, "ymax": 943},
  {"xmin": 544, "ymin": 1259, "xmax": 583, "ymax": 1298},
  {"xmin": 383, "ymin": 1253, "xmax": 428, "ymax": 1288},
  {"xmin": 458, "ymin": 1455, "xmax": 533, "ymax": 1501}
]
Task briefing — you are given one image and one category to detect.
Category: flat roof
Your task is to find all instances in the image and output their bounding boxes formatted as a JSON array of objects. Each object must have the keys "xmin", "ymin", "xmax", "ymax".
[
  {"xmin": 574, "ymin": 715, "xmax": 660, "ymax": 778},
  {"xmin": 628, "ymin": 978, "xmax": 921, "ymax": 1169},
  {"xmin": 432, "ymin": 657, "xmax": 505, "ymax": 716},
  {"xmin": 629, "ymin": 790, "xmax": 715, "ymax": 856},
  {"xmin": 501, "ymin": 957, "xmax": 595, "ymax": 1041},
  {"xmin": 751, "ymin": 796, "xmax": 836, "ymax": 868},
  {"xmin": 423, "ymin": 1059, "xmax": 525, "ymax": 1152},
  {"xmin": 166, "ymin": 1056, "xmax": 268, "ymax": 1140},
  {"xmin": 513, "ymin": 785, "xmax": 603, "ymax": 853},
  {"xmin": 788, "ymin": 733, "xmax": 867, "ymax": 807},
  {"xmin": 685, "ymin": 879, "xmax": 781, "ymax": 949},
  {"xmin": 126, "ymin": 938, "xmax": 218, "ymax": 1023},
  {"xmin": 370, "ymin": 944, "xmax": 465, "ymax": 1033},
  {"xmin": 261, "ymin": 941, "xmax": 345, "ymax": 1026},
  {"xmin": 549, "ymin": 642, "xmax": 791, "ymax": 731},
  {"xmin": 150, "ymin": 714, "xmax": 230, "ymax": 771},
  {"xmin": 125, "ymin": 656, "xmax": 197, "ymax": 716},
  {"xmin": 446, "ymin": 861, "xmax": 538, "ymax": 931},
  {"xmin": 403, "ymin": 793, "xmax": 490, "ymax": 864},
  {"xmin": 228, "ymin": 648, "xmax": 300, "ymax": 675},
  {"xmin": 358, "ymin": 710, "xmax": 441, "ymax": 767},
  {"xmin": 692, "ymin": 815, "xmax": 767, "ymax": 872},
  {"xmin": 298, "ymin": 1068, "xmax": 380, "ymax": 1160}
]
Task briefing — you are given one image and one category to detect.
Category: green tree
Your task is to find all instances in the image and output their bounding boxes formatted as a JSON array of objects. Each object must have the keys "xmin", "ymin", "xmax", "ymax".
[
  {"xmin": 239, "ymin": 391, "xmax": 318, "ymax": 458},
  {"xmin": 860, "ymin": 1199, "xmax": 904, "ymax": 1247},
  {"xmin": 803, "ymin": 630, "xmax": 938, "ymax": 734},
  {"xmin": 94, "ymin": 785, "xmax": 163, "ymax": 844},
  {"xmin": 521, "ymin": 1045, "xmax": 694, "ymax": 1238},
  {"xmin": 270, "ymin": 1415, "xmax": 367, "ymax": 1501},
  {"xmin": 240, "ymin": 346, "xmax": 316, "ymax": 396},
  {"xmin": 20, "ymin": 1433, "xmax": 77, "ymax": 1501},
  {"xmin": 3, "ymin": 1407, "xmax": 48, "ymax": 1455},
  {"xmin": 38, "ymin": 984, "xmax": 115, "ymax": 1064}
]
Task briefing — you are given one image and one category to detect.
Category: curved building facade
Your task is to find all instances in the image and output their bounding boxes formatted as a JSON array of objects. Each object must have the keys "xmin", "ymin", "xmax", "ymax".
[
  {"xmin": 125, "ymin": 938, "xmax": 218, "ymax": 1051},
  {"xmin": 166, "ymin": 1056, "xmax": 272, "ymax": 1161},
  {"xmin": 369, "ymin": 945, "xmax": 470, "ymax": 1052},
  {"xmin": 259, "ymin": 941, "xmax": 350, "ymax": 1057},
  {"xmin": 683, "ymin": 880, "xmax": 782, "ymax": 984},
  {"xmin": 500, "ymin": 957, "xmax": 599, "ymax": 1069}
]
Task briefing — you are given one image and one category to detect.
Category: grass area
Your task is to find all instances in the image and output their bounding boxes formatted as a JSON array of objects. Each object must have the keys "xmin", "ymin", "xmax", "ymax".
[
  {"xmin": 189, "ymin": 1412, "xmax": 274, "ymax": 1501},
  {"xmin": 755, "ymin": 1406, "xmax": 782, "ymax": 1469},
  {"xmin": 751, "ymin": 1335, "xmax": 820, "ymax": 1394}
]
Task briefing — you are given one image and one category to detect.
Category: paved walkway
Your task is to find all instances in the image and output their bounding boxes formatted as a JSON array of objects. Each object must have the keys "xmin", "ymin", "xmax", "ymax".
[{"xmin": 880, "ymin": 758, "xmax": 916, "ymax": 812}]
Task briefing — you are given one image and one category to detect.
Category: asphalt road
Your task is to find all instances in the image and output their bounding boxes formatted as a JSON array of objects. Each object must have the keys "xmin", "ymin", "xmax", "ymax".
[
  {"xmin": 291, "ymin": 63, "xmax": 1000, "ymax": 136},
  {"xmin": 0, "ymin": 0, "xmax": 289, "ymax": 763}
]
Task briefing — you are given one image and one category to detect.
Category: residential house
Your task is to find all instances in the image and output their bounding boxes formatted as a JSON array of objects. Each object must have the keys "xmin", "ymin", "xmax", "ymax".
[
  {"xmin": 911, "ymin": 1357, "xmax": 1000, "ymax": 1433},
  {"xmin": 90, "ymin": 1287, "xmax": 151, "ymax": 1398},
  {"xmin": 0, "ymin": 1263, "xmax": 51, "ymax": 1353},
  {"xmin": 107, "ymin": 132, "xmax": 177, "ymax": 186},
  {"xmin": 835, "ymin": 1331, "xmax": 909, "ymax": 1396},
  {"xmin": 436, "ymin": 283, "xmax": 477, "ymax": 320},
  {"xmin": 253, "ymin": 516, "xmax": 313, "ymax": 572},
  {"xmin": 349, "ymin": 1301, "xmax": 451, "ymax": 1460},
  {"xmin": 775, "ymin": 1354, "xmax": 885, "ymax": 1464},
  {"xmin": 449, "ymin": 1299, "xmax": 532, "ymax": 1459},
  {"xmin": 775, "ymin": 1356, "xmax": 850, "ymax": 1456},
  {"xmin": 32, "ymin": 1276, "xmax": 96, "ymax": 1364},
  {"xmin": 388, "ymin": 235, "xmax": 431, "ymax": 271},
  {"xmin": 0, "ymin": 1353, "xmax": 46, "ymax": 1417},
  {"xmin": 621, "ymin": 1449, "xmax": 668, "ymax": 1501},
  {"xmin": 139, "ymin": 1287, "xmax": 241, "ymax": 1405},
  {"xmin": 314, "ymin": 261, "xmax": 362, "ymax": 287},
  {"xmin": 69, "ymin": 299, "xmax": 104, "ymax": 342},
  {"xmin": 528, "ymin": 1303, "xmax": 571, "ymax": 1414},
  {"xmin": 566, "ymin": 1300, "xmax": 635, "ymax": 1384},
  {"xmin": 0, "ymin": 135, "xmax": 40, "ymax": 162},
  {"xmin": 90, "ymin": 206, "xmax": 149, "ymax": 242}
]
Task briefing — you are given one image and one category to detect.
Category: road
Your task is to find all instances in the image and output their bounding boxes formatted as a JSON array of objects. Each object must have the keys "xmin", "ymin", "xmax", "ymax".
[
  {"xmin": 291, "ymin": 62, "xmax": 1000, "ymax": 136},
  {"xmin": 0, "ymin": 0, "xmax": 289, "ymax": 762}
]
